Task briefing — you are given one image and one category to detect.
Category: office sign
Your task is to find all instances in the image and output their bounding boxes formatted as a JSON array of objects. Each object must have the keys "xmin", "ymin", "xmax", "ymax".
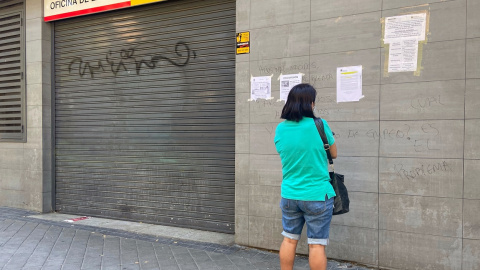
[{"xmin": 44, "ymin": 0, "xmax": 167, "ymax": 22}]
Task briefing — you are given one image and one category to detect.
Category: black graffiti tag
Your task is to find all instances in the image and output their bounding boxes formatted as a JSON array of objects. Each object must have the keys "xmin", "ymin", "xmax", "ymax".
[{"xmin": 68, "ymin": 41, "xmax": 197, "ymax": 78}]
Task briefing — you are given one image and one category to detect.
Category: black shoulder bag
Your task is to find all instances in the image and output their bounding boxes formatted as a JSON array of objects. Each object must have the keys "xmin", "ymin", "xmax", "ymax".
[{"xmin": 314, "ymin": 118, "xmax": 350, "ymax": 215}]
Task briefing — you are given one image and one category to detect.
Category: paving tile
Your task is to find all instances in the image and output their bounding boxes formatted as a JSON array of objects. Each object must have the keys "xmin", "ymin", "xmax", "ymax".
[
  {"xmin": 137, "ymin": 242, "xmax": 160, "ymax": 270},
  {"xmin": 80, "ymin": 255, "xmax": 103, "ymax": 269},
  {"xmin": 0, "ymin": 219, "xmax": 15, "ymax": 231},
  {"xmin": 226, "ymin": 254, "xmax": 250, "ymax": 266},
  {"xmin": 21, "ymin": 267, "xmax": 42, "ymax": 270},
  {"xmin": 235, "ymin": 264, "xmax": 258, "ymax": 270},
  {"xmin": 178, "ymin": 264, "xmax": 200, "ymax": 270},
  {"xmin": 196, "ymin": 262, "xmax": 219, "ymax": 270},
  {"xmin": 62, "ymin": 264, "xmax": 85, "ymax": 270},
  {"xmin": 23, "ymin": 254, "xmax": 50, "ymax": 268},
  {"xmin": 100, "ymin": 256, "xmax": 122, "ymax": 270},
  {"xmin": 118, "ymin": 263, "xmax": 140, "ymax": 270},
  {"xmin": 3, "ymin": 252, "xmax": 32, "ymax": 269},
  {"xmin": 40, "ymin": 259, "xmax": 64, "ymax": 270}
]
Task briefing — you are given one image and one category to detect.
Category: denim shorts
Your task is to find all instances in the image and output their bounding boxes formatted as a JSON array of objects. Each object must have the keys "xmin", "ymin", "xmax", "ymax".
[{"xmin": 280, "ymin": 197, "xmax": 334, "ymax": 245}]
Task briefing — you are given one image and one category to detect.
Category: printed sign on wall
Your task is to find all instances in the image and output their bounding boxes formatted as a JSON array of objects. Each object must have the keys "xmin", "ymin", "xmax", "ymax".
[
  {"xmin": 44, "ymin": 0, "xmax": 167, "ymax": 22},
  {"xmin": 384, "ymin": 12, "xmax": 427, "ymax": 73},
  {"xmin": 336, "ymin": 65, "xmax": 363, "ymax": 103},
  {"xmin": 236, "ymin": 32, "xmax": 250, "ymax": 54},
  {"xmin": 279, "ymin": 74, "xmax": 302, "ymax": 102},
  {"xmin": 250, "ymin": 76, "xmax": 271, "ymax": 101}
]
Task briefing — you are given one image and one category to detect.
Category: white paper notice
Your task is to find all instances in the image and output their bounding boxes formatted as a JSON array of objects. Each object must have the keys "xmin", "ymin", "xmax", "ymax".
[
  {"xmin": 337, "ymin": 66, "xmax": 363, "ymax": 103},
  {"xmin": 384, "ymin": 13, "xmax": 427, "ymax": 43},
  {"xmin": 388, "ymin": 38, "xmax": 419, "ymax": 72},
  {"xmin": 250, "ymin": 76, "xmax": 272, "ymax": 100},
  {"xmin": 279, "ymin": 74, "xmax": 302, "ymax": 101},
  {"xmin": 384, "ymin": 12, "xmax": 427, "ymax": 73}
]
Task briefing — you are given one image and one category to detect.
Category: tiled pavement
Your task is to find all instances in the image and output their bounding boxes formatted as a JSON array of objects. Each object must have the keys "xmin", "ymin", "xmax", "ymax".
[{"xmin": 0, "ymin": 207, "xmax": 374, "ymax": 270}]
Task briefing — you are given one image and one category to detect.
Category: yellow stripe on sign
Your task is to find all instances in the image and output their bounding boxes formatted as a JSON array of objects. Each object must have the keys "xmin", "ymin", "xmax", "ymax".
[
  {"xmin": 237, "ymin": 47, "xmax": 250, "ymax": 54},
  {"xmin": 131, "ymin": 0, "xmax": 167, "ymax": 6},
  {"xmin": 341, "ymin": 71, "xmax": 358, "ymax": 75}
]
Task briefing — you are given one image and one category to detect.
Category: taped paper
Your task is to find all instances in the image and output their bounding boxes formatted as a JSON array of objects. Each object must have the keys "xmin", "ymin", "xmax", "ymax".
[
  {"xmin": 337, "ymin": 66, "xmax": 363, "ymax": 103},
  {"xmin": 384, "ymin": 13, "xmax": 427, "ymax": 44},
  {"xmin": 388, "ymin": 38, "xmax": 419, "ymax": 72},
  {"xmin": 250, "ymin": 76, "xmax": 272, "ymax": 101},
  {"xmin": 279, "ymin": 74, "xmax": 302, "ymax": 101},
  {"xmin": 383, "ymin": 12, "xmax": 428, "ymax": 74}
]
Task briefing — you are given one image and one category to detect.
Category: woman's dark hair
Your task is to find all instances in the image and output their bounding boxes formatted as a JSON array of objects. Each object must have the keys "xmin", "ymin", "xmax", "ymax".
[{"xmin": 280, "ymin": 83, "xmax": 316, "ymax": 122}]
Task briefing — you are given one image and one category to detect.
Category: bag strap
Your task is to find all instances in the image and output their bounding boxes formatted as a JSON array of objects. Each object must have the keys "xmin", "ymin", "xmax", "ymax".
[{"xmin": 314, "ymin": 118, "xmax": 334, "ymax": 165}]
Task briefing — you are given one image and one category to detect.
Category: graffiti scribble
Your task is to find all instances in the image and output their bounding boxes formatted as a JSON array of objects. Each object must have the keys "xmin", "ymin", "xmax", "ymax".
[{"xmin": 68, "ymin": 41, "xmax": 196, "ymax": 78}]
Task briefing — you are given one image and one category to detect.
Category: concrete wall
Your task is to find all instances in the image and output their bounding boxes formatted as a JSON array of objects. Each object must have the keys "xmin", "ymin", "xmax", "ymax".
[
  {"xmin": 235, "ymin": 0, "xmax": 480, "ymax": 269},
  {"xmin": 0, "ymin": 0, "xmax": 53, "ymax": 212}
]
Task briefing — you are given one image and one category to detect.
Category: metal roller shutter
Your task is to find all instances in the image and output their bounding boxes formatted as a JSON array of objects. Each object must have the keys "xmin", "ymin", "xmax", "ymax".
[
  {"xmin": 54, "ymin": 0, "xmax": 235, "ymax": 233},
  {"xmin": 0, "ymin": 0, "xmax": 24, "ymax": 142}
]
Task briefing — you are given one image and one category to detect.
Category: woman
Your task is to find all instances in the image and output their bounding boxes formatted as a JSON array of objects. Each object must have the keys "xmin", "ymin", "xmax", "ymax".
[{"xmin": 274, "ymin": 83, "xmax": 337, "ymax": 270}]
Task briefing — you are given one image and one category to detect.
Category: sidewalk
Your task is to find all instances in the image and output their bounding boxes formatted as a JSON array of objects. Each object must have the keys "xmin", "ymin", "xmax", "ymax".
[{"xmin": 0, "ymin": 207, "xmax": 373, "ymax": 270}]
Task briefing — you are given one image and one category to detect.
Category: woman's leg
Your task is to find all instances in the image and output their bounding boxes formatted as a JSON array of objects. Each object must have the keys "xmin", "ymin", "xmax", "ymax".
[
  {"xmin": 279, "ymin": 198, "xmax": 304, "ymax": 270},
  {"xmin": 300, "ymin": 198, "xmax": 334, "ymax": 270},
  {"xmin": 308, "ymin": 244, "xmax": 327, "ymax": 270},
  {"xmin": 280, "ymin": 237, "xmax": 298, "ymax": 270}
]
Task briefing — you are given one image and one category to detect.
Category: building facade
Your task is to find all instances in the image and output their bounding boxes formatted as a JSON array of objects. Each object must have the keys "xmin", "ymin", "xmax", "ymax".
[{"xmin": 1, "ymin": 0, "xmax": 480, "ymax": 269}]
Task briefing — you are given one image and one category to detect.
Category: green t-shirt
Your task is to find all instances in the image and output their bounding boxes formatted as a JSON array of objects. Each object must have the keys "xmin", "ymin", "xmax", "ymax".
[{"xmin": 274, "ymin": 117, "xmax": 336, "ymax": 201}]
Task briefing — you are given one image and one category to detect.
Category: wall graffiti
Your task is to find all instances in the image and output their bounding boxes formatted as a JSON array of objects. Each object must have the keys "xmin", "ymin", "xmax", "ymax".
[
  {"xmin": 68, "ymin": 41, "xmax": 196, "ymax": 78},
  {"xmin": 410, "ymin": 95, "xmax": 445, "ymax": 112},
  {"xmin": 394, "ymin": 161, "xmax": 449, "ymax": 181},
  {"xmin": 333, "ymin": 122, "xmax": 443, "ymax": 153}
]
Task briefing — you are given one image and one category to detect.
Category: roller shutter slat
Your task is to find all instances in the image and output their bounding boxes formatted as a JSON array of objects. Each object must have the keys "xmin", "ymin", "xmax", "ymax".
[
  {"xmin": 0, "ymin": 24, "xmax": 21, "ymax": 33},
  {"xmin": 0, "ymin": 62, "xmax": 21, "ymax": 70},
  {"xmin": 0, "ymin": 107, "xmax": 21, "ymax": 114},
  {"xmin": 0, "ymin": 126, "xmax": 21, "ymax": 131},
  {"xmin": 0, "ymin": 43, "xmax": 21, "ymax": 52},
  {"xmin": 0, "ymin": 15, "xmax": 20, "ymax": 25},
  {"xmin": 0, "ymin": 100, "xmax": 21, "ymax": 106},
  {"xmin": 0, "ymin": 36, "xmax": 20, "ymax": 46},
  {"xmin": 0, "ymin": 119, "xmax": 21, "ymax": 125},
  {"xmin": 0, "ymin": 87, "xmax": 21, "ymax": 94},
  {"xmin": 0, "ymin": 0, "xmax": 22, "ymax": 10},
  {"xmin": 0, "ymin": 69, "xmax": 20, "ymax": 76},
  {"xmin": 0, "ymin": 82, "xmax": 21, "ymax": 88}
]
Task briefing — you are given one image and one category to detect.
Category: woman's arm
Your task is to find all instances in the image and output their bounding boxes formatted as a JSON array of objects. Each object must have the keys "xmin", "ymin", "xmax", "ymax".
[{"xmin": 330, "ymin": 143, "xmax": 337, "ymax": 159}]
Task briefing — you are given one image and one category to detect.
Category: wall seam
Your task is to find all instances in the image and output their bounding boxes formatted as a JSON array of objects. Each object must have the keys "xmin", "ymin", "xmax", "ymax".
[
  {"xmin": 247, "ymin": 0, "xmax": 252, "ymax": 248},
  {"xmin": 309, "ymin": 0, "xmax": 312, "ymax": 99},
  {"xmin": 250, "ymin": 37, "xmax": 466, "ymax": 61},
  {"xmin": 462, "ymin": 1, "xmax": 467, "ymax": 269},
  {"xmin": 378, "ymin": 0, "xmax": 384, "ymax": 268},
  {"xmin": 352, "ymin": 227, "xmax": 462, "ymax": 239},
  {"xmin": 51, "ymin": 21, "xmax": 56, "ymax": 213},
  {"xmin": 21, "ymin": 0, "xmax": 27, "ymax": 209},
  {"xmin": 248, "ymin": 0, "xmax": 457, "ymax": 30}
]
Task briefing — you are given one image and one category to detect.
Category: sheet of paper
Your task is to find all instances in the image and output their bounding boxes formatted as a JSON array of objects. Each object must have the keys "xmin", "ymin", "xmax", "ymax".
[
  {"xmin": 336, "ymin": 66, "xmax": 363, "ymax": 103},
  {"xmin": 388, "ymin": 38, "xmax": 419, "ymax": 72},
  {"xmin": 384, "ymin": 12, "xmax": 426, "ymax": 73},
  {"xmin": 279, "ymin": 74, "xmax": 302, "ymax": 101},
  {"xmin": 250, "ymin": 76, "xmax": 272, "ymax": 100},
  {"xmin": 384, "ymin": 13, "xmax": 427, "ymax": 43}
]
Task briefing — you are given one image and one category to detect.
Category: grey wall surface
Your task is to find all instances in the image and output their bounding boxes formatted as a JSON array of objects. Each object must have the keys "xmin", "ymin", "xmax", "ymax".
[
  {"xmin": 235, "ymin": 0, "xmax": 480, "ymax": 269},
  {"xmin": 0, "ymin": 0, "xmax": 53, "ymax": 212}
]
